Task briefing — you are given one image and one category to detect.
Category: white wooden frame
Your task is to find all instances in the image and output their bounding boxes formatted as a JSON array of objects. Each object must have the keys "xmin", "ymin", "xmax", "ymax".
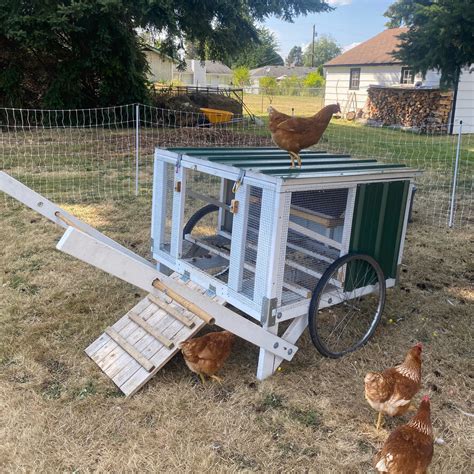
[
  {"xmin": 56, "ymin": 227, "xmax": 298, "ymax": 362},
  {"xmin": 228, "ymin": 183, "xmax": 251, "ymax": 293}
]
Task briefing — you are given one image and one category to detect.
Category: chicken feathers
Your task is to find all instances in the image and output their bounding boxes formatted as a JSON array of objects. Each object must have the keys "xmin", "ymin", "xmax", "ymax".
[
  {"xmin": 374, "ymin": 395, "xmax": 434, "ymax": 473},
  {"xmin": 179, "ymin": 330, "xmax": 235, "ymax": 382},
  {"xmin": 268, "ymin": 103, "xmax": 341, "ymax": 167},
  {"xmin": 365, "ymin": 343, "xmax": 422, "ymax": 429}
]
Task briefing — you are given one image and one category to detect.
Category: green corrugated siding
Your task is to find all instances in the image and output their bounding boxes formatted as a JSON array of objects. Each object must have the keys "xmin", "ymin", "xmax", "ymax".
[{"xmin": 349, "ymin": 181, "xmax": 409, "ymax": 280}]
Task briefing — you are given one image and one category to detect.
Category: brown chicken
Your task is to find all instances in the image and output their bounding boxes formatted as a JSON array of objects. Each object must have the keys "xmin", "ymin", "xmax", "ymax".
[
  {"xmin": 365, "ymin": 343, "xmax": 423, "ymax": 430},
  {"xmin": 268, "ymin": 103, "xmax": 341, "ymax": 167},
  {"xmin": 179, "ymin": 330, "xmax": 235, "ymax": 383},
  {"xmin": 374, "ymin": 395, "xmax": 434, "ymax": 473}
]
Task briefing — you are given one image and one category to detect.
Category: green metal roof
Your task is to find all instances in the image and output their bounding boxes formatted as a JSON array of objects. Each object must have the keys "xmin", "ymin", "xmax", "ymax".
[{"xmin": 168, "ymin": 147, "xmax": 413, "ymax": 180}]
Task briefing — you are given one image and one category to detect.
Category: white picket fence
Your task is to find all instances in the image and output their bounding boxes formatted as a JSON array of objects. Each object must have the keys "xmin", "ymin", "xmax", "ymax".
[{"xmin": 0, "ymin": 104, "xmax": 472, "ymax": 229}]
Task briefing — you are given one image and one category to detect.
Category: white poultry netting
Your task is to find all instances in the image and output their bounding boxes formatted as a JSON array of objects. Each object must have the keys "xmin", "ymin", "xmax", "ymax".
[{"xmin": 0, "ymin": 104, "xmax": 472, "ymax": 229}]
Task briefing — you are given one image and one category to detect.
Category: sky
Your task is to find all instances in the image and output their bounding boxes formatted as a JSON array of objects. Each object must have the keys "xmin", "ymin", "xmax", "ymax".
[{"xmin": 264, "ymin": 0, "xmax": 394, "ymax": 59}]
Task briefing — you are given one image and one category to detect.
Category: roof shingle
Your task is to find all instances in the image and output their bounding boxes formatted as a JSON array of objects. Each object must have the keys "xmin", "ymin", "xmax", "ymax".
[{"xmin": 324, "ymin": 28, "xmax": 408, "ymax": 67}]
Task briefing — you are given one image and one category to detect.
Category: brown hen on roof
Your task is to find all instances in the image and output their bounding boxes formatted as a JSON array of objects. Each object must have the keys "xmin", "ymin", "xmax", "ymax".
[{"xmin": 268, "ymin": 103, "xmax": 340, "ymax": 168}]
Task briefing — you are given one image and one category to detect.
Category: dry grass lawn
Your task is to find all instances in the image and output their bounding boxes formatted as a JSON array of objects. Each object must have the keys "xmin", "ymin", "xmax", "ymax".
[{"xmin": 1, "ymin": 197, "xmax": 473, "ymax": 473}]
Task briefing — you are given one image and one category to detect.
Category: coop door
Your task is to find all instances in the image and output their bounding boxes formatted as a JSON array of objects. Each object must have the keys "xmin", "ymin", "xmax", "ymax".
[
  {"xmin": 282, "ymin": 187, "xmax": 354, "ymax": 306},
  {"xmin": 151, "ymin": 160, "xmax": 175, "ymax": 259}
]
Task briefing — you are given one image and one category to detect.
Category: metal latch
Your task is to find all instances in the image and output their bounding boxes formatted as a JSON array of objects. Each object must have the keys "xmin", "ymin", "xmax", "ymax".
[
  {"xmin": 175, "ymin": 153, "xmax": 183, "ymax": 173},
  {"xmin": 232, "ymin": 169, "xmax": 246, "ymax": 194},
  {"xmin": 181, "ymin": 270, "xmax": 190, "ymax": 282},
  {"xmin": 261, "ymin": 297, "xmax": 278, "ymax": 326},
  {"xmin": 230, "ymin": 199, "xmax": 239, "ymax": 214}
]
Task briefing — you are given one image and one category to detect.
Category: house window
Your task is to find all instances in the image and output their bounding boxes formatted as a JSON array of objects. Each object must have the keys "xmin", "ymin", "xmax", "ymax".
[
  {"xmin": 400, "ymin": 67, "xmax": 414, "ymax": 84},
  {"xmin": 349, "ymin": 68, "xmax": 360, "ymax": 90}
]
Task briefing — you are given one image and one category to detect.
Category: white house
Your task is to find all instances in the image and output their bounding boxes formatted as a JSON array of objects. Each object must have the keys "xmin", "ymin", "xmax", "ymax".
[
  {"xmin": 323, "ymin": 28, "xmax": 473, "ymax": 133},
  {"xmin": 144, "ymin": 46, "xmax": 233, "ymax": 88},
  {"xmin": 143, "ymin": 45, "xmax": 175, "ymax": 83},
  {"xmin": 172, "ymin": 60, "xmax": 233, "ymax": 88}
]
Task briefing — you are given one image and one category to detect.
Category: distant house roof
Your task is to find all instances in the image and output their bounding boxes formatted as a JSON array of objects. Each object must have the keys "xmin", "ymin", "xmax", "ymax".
[
  {"xmin": 324, "ymin": 28, "xmax": 408, "ymax": 67},
  {"xmin": 143, "ymin": 45, "xmax": 176, "ymax": 63},
  {"xmin": 204, "ymin": 61, "xmax": 232, "ymax": 74},
  {"xmin": 250, "ymin": 66, "xmax": 317, "ymax": 78}
]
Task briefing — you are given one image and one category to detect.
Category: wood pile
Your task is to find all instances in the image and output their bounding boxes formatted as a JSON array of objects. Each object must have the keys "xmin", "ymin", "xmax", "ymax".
[{"xmin": 366, "ymin": 86, "xmax": 453, "ymax": 133}]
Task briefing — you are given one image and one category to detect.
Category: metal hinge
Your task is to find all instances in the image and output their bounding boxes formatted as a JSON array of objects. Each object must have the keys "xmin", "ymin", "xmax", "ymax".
[
  {"xmin": 261, "ymin": 297, "xmax": 278, "ymax": 326},
  {"xmin": 180, "ymin": 270, "xmax": 190, "ymax": 283},
  {"xmin": 206, "ymin": 284, "xmax": 217, "ymax": 298}
]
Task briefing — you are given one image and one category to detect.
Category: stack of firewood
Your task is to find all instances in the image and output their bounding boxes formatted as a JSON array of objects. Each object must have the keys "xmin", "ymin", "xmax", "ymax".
[{"xmin": 366, "ymin": 86, "xmax": 453, "ymax": 132}]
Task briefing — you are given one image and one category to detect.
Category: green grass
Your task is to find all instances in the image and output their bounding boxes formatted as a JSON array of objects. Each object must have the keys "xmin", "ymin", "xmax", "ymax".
[{"xmin": 243, "ymin": 93, "xmax": 324, "ymax": 116}]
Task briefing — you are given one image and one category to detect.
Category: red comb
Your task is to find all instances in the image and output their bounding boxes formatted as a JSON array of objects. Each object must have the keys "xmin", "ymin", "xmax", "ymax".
[
  {"xmin": 415, "ymin": 342, "xmax": 423, "ymax": 349},
  {"xmin": 422, "ymin": 395, "xmax": 430, "ymax": 402}
]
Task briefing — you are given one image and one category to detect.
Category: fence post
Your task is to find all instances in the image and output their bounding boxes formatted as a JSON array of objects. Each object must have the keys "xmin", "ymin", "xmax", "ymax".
[
  {"xmin": 448, "ymin": 120, "xmax": 463, "ymax": 228},
  {"xmin": 135, "ymin": 104, "xmax": 140, "ymax": 196}
]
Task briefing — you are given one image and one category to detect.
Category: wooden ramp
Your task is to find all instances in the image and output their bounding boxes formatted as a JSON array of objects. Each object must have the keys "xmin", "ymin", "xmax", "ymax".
[{"xmin": 85, "ymin": 275, "xmax": 225, "ymax": 396}]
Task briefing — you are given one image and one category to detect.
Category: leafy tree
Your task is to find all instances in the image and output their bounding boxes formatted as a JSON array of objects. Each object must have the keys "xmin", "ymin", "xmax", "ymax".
[
  {"xmin": 286, "ymin": 46, "xmax": 304, "ymax": 66},
  {"xmin": 259, "ymin": 76, "xmax": 278, "ymax": 100},
  {"xmin": 303, "ymin": 35, "xmax": 342, "ymax": 67},
  {"xmin": 279, "ymin": 75, "xmax": 303, "ymax": 95},
  {"xmin": 384, "ymin": 0, "xmax": 474, "ymax": 87},
  {"xmin": 229, "ymin": 28, "xmax": 285, "ymax": 69},
  {"xmin": 259, "ymin": 76, "xmax": 278, "ymax": 91},
  {"xmin": 0, "ymin": 0, "xmax": 332, "ymax": 107},
  {"xmin": 303, "ymin": 71, "xmax": 325, "ymax": 88},
  {"xmin": 233, "ymin": 67, "xmax": 251, "ymax": 86}
]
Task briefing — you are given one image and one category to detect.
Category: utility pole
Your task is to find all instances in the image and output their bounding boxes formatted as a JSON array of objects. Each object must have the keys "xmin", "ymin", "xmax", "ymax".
[{"xmin": 311, "ymin": 24, "xmax": 317, "ymax": 67}]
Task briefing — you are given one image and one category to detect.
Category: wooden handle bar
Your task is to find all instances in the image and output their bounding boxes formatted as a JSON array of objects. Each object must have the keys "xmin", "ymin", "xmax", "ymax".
[
  {"xmin": 152, "ymin": 279, "xmax": 215, "ymax": 325},
  {"xmin": 55, "ymin": 211, "xmax": 79, "ymax": 229}
]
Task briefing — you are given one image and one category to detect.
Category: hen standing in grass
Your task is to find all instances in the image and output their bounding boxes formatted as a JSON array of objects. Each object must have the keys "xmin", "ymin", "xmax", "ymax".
[
  {"xmin": 374, "ymin": 395, "xmax": 434, "ymax": 473},
  {"xmin": 268, "ymin": 103, "xmax": 341, "ymax": 167},
  {"xmin": 179, "ymin": 330, "xmax": 235, "ymax": 383},
  {"xmin": 365, "ymin": 343, "xmax": 423, "ymax": 430}
]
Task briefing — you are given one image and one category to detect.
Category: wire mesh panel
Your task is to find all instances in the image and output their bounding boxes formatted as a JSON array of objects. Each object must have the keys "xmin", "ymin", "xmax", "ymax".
[
  {"xmin": 282, "ymin": 188, "xmax": 349, "ymax": 305},
  {"xmin": 241, "ymin": 186, "xmax": 263, "ymax": 301},
  {"xmin": 0, "ymin": 106, "xmax": 137, "ymax": 203},
  {"xmin": 181, "ymin": 168, "xmax": 229, "ymax": 280}
]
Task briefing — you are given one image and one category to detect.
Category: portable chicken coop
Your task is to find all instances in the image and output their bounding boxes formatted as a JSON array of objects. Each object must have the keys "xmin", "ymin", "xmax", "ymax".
[
  {"xmin": 0, "ymin": 146, "xmax": 417, "ymax": 396},
  {"xmin": 152, "ymin": 147, "xmax": 418, "ymax": 364}
]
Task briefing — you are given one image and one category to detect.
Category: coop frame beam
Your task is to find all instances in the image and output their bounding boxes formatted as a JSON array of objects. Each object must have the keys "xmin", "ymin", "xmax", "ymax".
[{"xmin": 56, "ymin": 227, "xmax": 298, "ymax": 362}]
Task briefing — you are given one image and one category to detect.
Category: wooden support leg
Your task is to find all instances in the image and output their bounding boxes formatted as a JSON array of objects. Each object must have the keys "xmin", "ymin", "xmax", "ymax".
[{"xmin": 256, "ymin": 324, "xmax": 279, "ymax": 380}]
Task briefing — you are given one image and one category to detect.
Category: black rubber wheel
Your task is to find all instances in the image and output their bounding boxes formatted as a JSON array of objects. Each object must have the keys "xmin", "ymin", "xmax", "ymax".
[
  {"xmin": 308, "ymin": 253, "xmax": 386, "ymax": 358},
  {"xmin": 183, "ymin": 204, "xmax": 219, "ymax": 237},
  {"xmin": 182, "ymin": 204, "xmax": 219, "ymax": 258}
]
